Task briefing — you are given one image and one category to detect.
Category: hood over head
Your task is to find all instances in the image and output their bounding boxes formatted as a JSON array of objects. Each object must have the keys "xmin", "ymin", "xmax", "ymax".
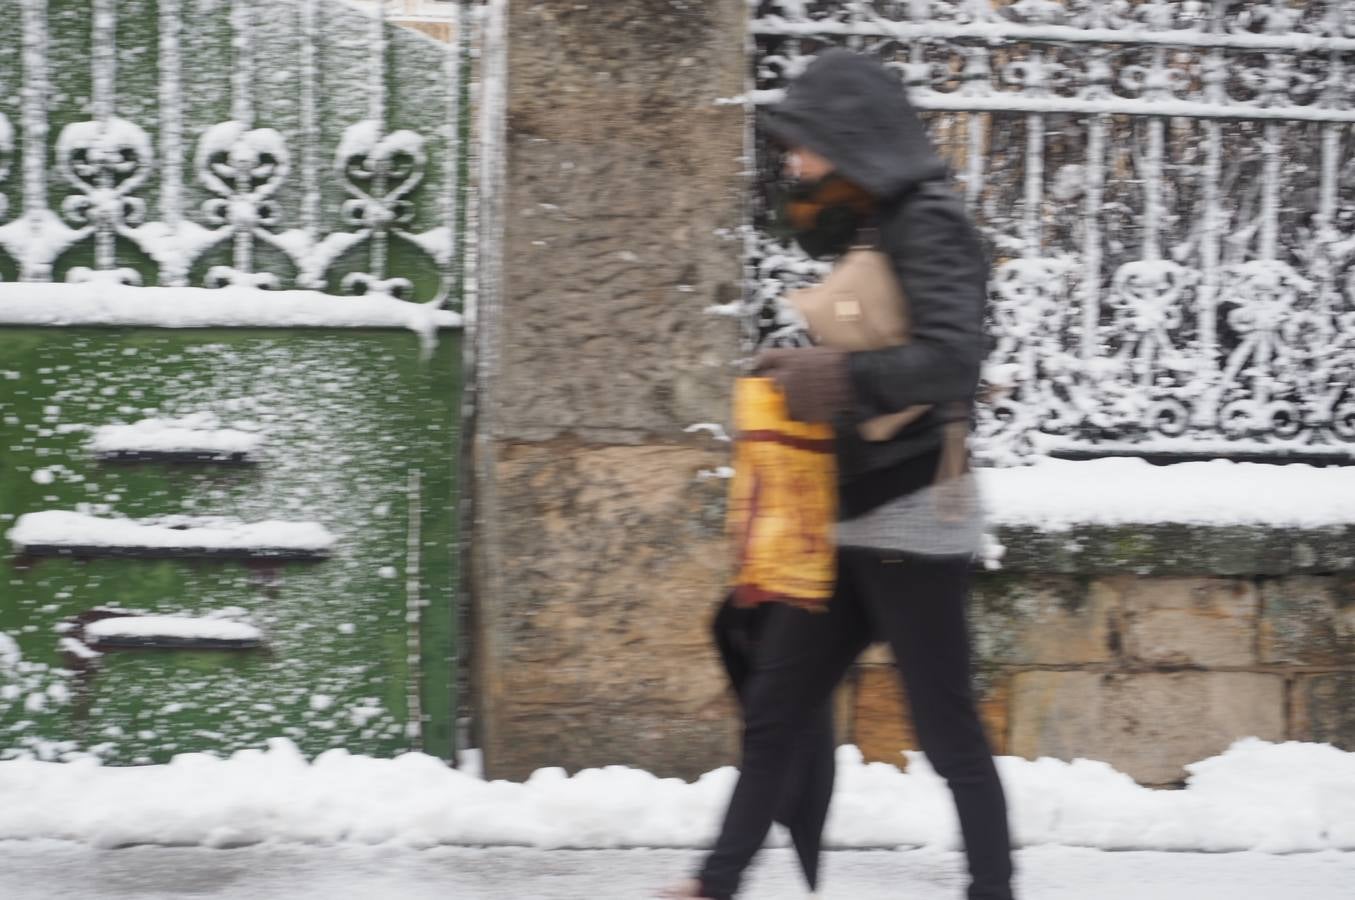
[{"xmin": 761, "ymin": 49, "xmax": 947, "ymax": 200}]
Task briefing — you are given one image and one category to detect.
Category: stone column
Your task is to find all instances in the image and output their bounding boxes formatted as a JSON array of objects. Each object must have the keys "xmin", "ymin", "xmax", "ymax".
[{"xmin": 472, "ymin": 0, "xmax": 746, "ymax": 779}]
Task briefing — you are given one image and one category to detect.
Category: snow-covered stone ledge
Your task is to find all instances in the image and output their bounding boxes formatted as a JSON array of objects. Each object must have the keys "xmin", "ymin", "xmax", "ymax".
[
  {"xmin": 0, "ymin": 283, "xmax": 462, "ymax": 334},
  {"xmin": 979, "ymin": 458, "xmax": 1355, "ymax": 575}
]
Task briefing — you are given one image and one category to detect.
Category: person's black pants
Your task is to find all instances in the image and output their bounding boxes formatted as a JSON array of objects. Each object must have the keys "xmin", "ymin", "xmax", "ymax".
[
  {"xmin": 699, "ymin": 548, "xmax": 1015, "ymax": 900},
  {"xmin": 713, "ymin": 600, "xmax": 835, "ymax": 891}
]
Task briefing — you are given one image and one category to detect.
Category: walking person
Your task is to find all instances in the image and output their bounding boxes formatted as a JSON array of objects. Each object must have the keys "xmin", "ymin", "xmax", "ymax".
[{"xmin": 664, "ymin": 49, "xmax": 1015, "ymax": 900}]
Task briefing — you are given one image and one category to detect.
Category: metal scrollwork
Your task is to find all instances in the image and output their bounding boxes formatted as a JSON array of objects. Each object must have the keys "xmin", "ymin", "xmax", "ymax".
[
  {"xmin": 1109, "ymin": 261, "xmax": 1197, "ymax": 379},
  {"xmin": 0, "ymin": 114, "xmax": 13, "ymax": 223},
  {"xmin": 336, "ymin": 121, "xmax": 427, "ymax": 299},
  {"xmin": 0, "ymin": 0, "xmax": 466, "ymax": 302},
  {"xmin": 56, "ymin": 118, "xmax": 154, "ymax": 286},
  {"xmin": 752, "ymin": 0, "xmax": 1355, "ymax": 461},
  {"xmin": 195, "ymin": 121, "xmax": 291, "ymax": 289}
]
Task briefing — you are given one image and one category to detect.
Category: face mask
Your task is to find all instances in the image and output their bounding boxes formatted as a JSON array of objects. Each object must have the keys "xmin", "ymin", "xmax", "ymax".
[{"xmin": 774, "ymin": 173, "xmax": 871, "ymax": 260}]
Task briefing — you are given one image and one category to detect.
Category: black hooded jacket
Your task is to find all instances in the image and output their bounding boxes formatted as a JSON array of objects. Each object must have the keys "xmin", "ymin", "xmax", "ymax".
[{"xmin": 762, "ymin": 49, "xmax": 988, "ymax": 517}]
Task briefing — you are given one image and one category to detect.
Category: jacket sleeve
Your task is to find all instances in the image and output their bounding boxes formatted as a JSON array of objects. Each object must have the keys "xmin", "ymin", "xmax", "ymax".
[{"xmin": 846, "ymin": 182, "xmax": 987, "ymax": 415}]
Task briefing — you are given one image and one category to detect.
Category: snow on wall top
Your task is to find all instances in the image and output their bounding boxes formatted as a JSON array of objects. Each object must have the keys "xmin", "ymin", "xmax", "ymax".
[
  {"xmin": 0, "ymin": 284, "xmax": 462, "ymax": 333},
  {"xmin": 981, "ymin": 458, "xmax": 1355, "ymax": 531}
]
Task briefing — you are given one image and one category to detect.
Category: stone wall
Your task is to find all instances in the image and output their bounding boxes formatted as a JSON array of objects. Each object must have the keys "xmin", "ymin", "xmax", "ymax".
[
  {"xmin": 470, "ymin": 0, "xmax": 746, "ymax": 781},
  {"xmin": 849, "ymin": 527, "xmax": 1355, "ymax": 785}
]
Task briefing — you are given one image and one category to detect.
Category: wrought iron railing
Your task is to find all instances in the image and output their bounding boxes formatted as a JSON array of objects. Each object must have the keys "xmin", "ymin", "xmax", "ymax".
[
  {"xmin": 0, "ymin": 0, "xmax": 470, "ymax": 306},
  {"xmin": 750, "ymin": 1, "xmax": 1355, "ymax": 462}
]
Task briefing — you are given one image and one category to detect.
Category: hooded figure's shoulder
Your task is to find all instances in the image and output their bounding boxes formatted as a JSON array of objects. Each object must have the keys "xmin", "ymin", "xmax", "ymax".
[{"xmin": 877, "ymin": 181, "xmax": 989, "ymax": 297}]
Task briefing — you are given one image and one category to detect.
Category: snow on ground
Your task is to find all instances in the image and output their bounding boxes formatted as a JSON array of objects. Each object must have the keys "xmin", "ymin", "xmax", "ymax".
[
  {"xmin": 0, "ymin": 283, "xmax": 461, "ymax": 333},
  {"xmin": 980, "ymin": 457, "xmax": 1355, "ymax": 531},
  {"xmin": 0, "ymin": 844, "xmax": 1350, "ymax": 900},
  {"xmin": 89, "ymin": 413, "xmax": 264, "ymax": 459},
  {"xmin": 0, "ymin": 739, "xmax": 1351, "ymax": 853},
  {"xmin": 6, "ymin": 511, "xmax": 336, "ymax": 555}
]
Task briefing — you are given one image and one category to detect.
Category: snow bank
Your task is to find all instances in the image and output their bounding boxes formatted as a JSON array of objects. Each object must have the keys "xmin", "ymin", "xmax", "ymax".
[
  {"xmin": 0, "ymin": 739, "xmax": 1350, "ymax": 852},
  {"xmin": 7, "ymin": 512, "xmax": 335, "ymax": 556},
  {"xmin": 0, "ymin": 283, "xmax": 461, "ymax": 333},
  {"xmin": 980, "ymin": 458, "xmax": 1355, "ymax": 531},
  {"xmin": 84, "ymin": 616, "xmax": 263, "ymax": 646},
  {"xmin": 89, "ymin": 414, "xmax": 263, "ymax": 459}
]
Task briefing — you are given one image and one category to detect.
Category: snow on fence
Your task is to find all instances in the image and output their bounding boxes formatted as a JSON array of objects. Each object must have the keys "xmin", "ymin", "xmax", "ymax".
[
  {"xmin": 0, "ymin": 0, "xmax": 470, "ymax": 308},
  {"xmin": 0, "ymin": 281, "xmax": 463, "ymax": 333},
  {"xmin": 750, "ymin": 0, "xmax": 1355, "ymax": 463}
]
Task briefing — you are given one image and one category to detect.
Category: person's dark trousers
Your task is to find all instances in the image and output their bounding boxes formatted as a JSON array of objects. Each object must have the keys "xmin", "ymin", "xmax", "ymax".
[
  {"xmin": 699, "ymin": 549, "xmax": 1015, "ymax": 900},
  {"xmin": 712, "ymin": 599, "xmax": 835, "ymax": 892}
]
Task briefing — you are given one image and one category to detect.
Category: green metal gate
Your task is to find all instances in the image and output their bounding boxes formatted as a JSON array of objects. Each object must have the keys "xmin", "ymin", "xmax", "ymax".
[{"xmin": 0, "ymin": 0, "xmax": 470, "ymax": 764}]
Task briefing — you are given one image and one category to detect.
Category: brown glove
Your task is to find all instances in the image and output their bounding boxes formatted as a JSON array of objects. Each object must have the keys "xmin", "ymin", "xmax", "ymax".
[{"xmin": 753, "ymin": 347, "xmax": 853, "ymax": 424}]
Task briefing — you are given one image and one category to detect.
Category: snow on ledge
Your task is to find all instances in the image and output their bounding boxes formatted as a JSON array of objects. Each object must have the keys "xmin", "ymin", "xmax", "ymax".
[
  {"xmin": 0, "ymin": 282, "xmax": 462, "ymax": 333},
  {"xmin": 89, "ymin": 414, "xmax": 264, "ymax": 460},
  {"xmin": 980, "ymin": 458, "xmax": 1355, "ymax": 531},
  {"xmin": 7, "ymin": 511, "xmax": 335, "ymax": 556},
  {"xmin": 0, "ymin": 738, "xmax": 1350, "ymax": 852},
  {"xmin": 84, "ymin": 616, "xmax": 263, "ymax": 646}
]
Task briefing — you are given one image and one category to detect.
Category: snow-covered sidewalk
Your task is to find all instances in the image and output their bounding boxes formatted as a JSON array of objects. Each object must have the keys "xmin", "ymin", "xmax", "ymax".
[
  {"xmin": 0, "ymin": 844, "xmax": 1350, "ymax": 900},
  {"xmin": 1, "ymin": 739, "xmax": 1352, "ymax": 854}
]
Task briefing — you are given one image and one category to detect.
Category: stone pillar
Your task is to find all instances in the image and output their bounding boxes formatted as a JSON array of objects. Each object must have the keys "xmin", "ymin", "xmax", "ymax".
[{"xmin": 471, "ymin": 0, "xmax": 746, "ymax": 779}]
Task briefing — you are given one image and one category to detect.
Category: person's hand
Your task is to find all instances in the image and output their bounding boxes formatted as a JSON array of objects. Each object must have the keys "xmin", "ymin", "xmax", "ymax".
[{"xmin": 753, "ymin": 346, "xmax": 852, "ymax": 424}]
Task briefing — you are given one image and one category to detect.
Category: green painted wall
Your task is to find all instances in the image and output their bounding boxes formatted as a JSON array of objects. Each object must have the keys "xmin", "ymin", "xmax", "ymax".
[
  {"xmin": 0, "ymin": 329, "xmax": 462, "ymax": 763},
  {"xmin": 0, "ymin": 2, "xmax": 469, "ymax": 764}
]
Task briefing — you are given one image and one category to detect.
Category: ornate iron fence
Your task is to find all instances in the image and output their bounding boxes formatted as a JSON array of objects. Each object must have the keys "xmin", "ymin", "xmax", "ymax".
[
  {"xmin": 0, "ymin": 0, "xmax": 470, "ymax": 306},
  {"xmin": 750, "ymin": 1, "xmax": 1355, "ymax": 462}
]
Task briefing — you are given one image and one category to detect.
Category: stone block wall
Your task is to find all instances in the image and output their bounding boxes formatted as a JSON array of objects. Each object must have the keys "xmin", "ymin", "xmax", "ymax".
[{"xmin": 849, "ymin": 529, "xmax": 1355, "ymax": 786}]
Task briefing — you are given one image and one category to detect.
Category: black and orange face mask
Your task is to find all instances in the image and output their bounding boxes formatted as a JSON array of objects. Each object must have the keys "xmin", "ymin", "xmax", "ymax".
[{"xmin": 775, "ymin": 173, "xmax": 877, "ymax": 260}]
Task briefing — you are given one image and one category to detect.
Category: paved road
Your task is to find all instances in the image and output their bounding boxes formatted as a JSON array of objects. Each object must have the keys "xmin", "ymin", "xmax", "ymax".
[{"xmin": 1, "ymin": 843, "xmax": 1351, "ymax": 899}]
